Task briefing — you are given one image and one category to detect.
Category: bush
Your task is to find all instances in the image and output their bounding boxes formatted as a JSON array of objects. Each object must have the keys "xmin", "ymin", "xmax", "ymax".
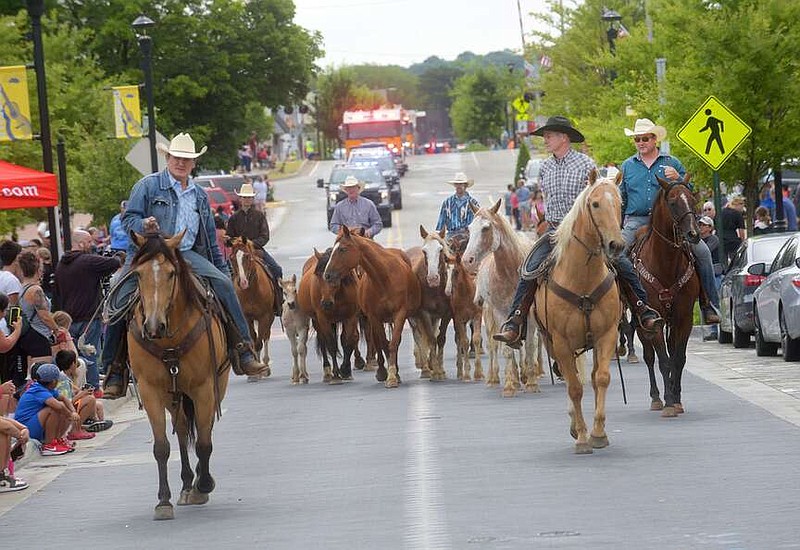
[
  {"xmin": 514, "ymin": 141, "xmax": 531, "ymax": 186},
  {"xmin": 462, "ymin": 142, "xmax": 489, "ymax": 152}
]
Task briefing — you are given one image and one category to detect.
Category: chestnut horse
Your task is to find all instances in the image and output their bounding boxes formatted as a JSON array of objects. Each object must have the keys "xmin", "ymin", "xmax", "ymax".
[
  {"xmin": 323, "ymin": 226, "xmax": 422, "ymax": 388},
  {"xmin": 229, "ymin": 237, "xmax": 275, "ymax": 379},
  {"xmin": 630, "ymin": 174, "xmax": 701, "ymax": 417},
  {"xmin": 534, "ymin": 172, "xmax": 625, "ymax": 454},
  {"xmin": 126, "ymin": 231, "xmax": 230, "ymax": 520},
  {"xmin": 297, "ymin": 248, "xmax": 364, "ymax": 384},
  {"xmin": 444, "ymin": 251, "xmax": 484, "ymax": 381}
]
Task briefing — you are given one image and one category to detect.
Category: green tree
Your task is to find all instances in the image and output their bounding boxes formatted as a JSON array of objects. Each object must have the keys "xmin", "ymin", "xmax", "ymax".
[
  {"xmin": 315, "ymin": 67, "xmax": 381, "ymax": 147},
  {"xmin": 514, "ymin": 141, "xmax": 531, "ymax": 186},
  {"xmin": 449, "ymin": 66, "xmax": 511, "ymax": 143},
  {"xmin": 349, "ymin": 65, "xmax": 419, "ymax": 108}
]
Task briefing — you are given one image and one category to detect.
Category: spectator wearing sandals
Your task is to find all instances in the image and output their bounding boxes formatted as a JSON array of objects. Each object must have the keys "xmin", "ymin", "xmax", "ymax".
[
  {"xmin": 14, "ymin": 364, "xmax": 76, "ymax": 456},
  {"xmin": 0, "ymin": 379, "xmax": 29, "ymax": 492},
  {"xmin": 54, "ymin": 350, "xmax": 111, "ymax": 438}
]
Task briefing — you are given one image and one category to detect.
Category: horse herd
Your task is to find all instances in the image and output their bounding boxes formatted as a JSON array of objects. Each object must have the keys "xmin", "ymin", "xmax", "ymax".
[{"xmin": 124, "ymin": 170, "xmax": 703, "ymax": 518}]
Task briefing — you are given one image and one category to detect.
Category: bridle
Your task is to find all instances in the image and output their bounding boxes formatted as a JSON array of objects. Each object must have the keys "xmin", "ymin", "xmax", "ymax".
[
  {"xmin": 651, "ymin": 182, "xmax": 696, "ymax": 249},
  {"xmin": 573, "ymin": 183, "xmax": 614, "ymax": 265},
  {"xmin": 136, "ymin": 254, "xmax": 179, "ymax": 339}
]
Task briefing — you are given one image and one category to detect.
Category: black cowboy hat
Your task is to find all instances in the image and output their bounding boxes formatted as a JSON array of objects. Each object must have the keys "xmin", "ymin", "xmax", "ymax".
[{"xmin": 532, "ymin": 115, "xmax": 585, "ymax": 143}]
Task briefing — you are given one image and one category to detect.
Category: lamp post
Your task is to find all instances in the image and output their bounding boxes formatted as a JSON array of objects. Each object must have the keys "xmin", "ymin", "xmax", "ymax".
[{"xmin": 132, "ymin": 14, "xmax": 158, "ymax": 174}]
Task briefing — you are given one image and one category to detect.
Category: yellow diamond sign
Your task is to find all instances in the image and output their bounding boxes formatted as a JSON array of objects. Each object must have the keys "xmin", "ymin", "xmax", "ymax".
[{"xmin": 677, "ymin": 96, "xmax": 751, "ymax": 171}]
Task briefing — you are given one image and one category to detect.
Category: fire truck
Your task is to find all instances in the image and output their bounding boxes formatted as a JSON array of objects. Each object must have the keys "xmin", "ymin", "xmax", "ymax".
[{"xmin": 341, "ymin": 108, "xmax": 416, "ymax": 157}]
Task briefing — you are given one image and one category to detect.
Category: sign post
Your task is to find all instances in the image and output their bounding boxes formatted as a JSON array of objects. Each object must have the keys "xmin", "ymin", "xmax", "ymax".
[{"xmin": 677, "ymin": 95, "xmax": 752, "ymax": 266}]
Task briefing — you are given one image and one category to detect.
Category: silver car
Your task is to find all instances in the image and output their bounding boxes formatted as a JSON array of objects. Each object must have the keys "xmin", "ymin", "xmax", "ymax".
[{"xmin": 752, "ymin": 232, "xmax": 800, "ymax": 360}]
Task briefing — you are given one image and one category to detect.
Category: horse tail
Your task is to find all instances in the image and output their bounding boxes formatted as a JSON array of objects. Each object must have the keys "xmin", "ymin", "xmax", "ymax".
[{"xmin": 182, "ymin": 394, "xmax": 197, "ymax": 445}]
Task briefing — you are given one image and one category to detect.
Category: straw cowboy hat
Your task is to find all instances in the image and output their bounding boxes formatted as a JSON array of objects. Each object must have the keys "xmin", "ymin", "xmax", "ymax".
[
  {"xmin": 236, "ymin": 183, "xmax": 256, "ymax": 197},
  {"xmin": 155, "ymin": 132, "xmax": 208, "ymax": 159},
  {"xmin": 340, "ymin": 176, "xmax": 363, "ymax": 189},
  {"xmin": 531, "ymin": 115, "xmax": 585, "ymax": 143},
  {"xmin": 447, "ymin": 172, "xmax": 474, "ymax": 188},
  {"xmin": 624, "ymin": 118, "xmax": 667, "ymax": 142}
]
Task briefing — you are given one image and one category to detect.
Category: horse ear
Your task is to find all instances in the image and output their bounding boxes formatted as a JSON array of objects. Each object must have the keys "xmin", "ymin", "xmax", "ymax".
[
  {"xmin": 131, "ymin": 231, "xmax": 146, "ymax": 248},
  {"xmin": 165, "ymin": 229, "xmax": 186, "ymax": 250},
  {"xmin": 469, "ymin": 202, "xmax": 480, "ymax": 214},
  {"xmin": 683, "ymin": 171, "xmax": 691, "ymax": 185},
  {"xmin": 291, "ymin": 273, "xmax": 297, "ymax": 284},
  {"xmin": 490, "ymin": 199, "xmax": 502, "ymax": 214},
  {"xmin": 656, "ymin": 175, "xmax": 671, "ymax": 191},
  {"xmin": 241, "ymin": 235, "xmax": 248, "ymax": 245},
  {"xmin": 588, "ymin": 168, "xmax": 598, "ymax": 186},
  {"xmin": 420, "ymin": 225, "xmax": 428, "ymax": 239},
  {"xmin": 341, "ymin": 225, "xmax": 351, "ymax": 237},
  {"xmin": 438, "ymin": 227, "xmax": 446, "ymax": 239},
  {"xmin": 313, "ymin": 247, "xmax": 322, "ymax": 260},
  {"xmin": 614, "ymin": 171, "xmax": 623, "ymax": 186}
]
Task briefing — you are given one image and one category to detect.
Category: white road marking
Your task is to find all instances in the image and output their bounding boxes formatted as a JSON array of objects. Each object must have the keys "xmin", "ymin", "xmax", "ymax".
[
  {"xmin": 471, "ymin": 152, "xmax": 480, "ymax": 168},
  {"xmin": 308, "ymin": 161, "xmax": 320, "ymax": 177}
]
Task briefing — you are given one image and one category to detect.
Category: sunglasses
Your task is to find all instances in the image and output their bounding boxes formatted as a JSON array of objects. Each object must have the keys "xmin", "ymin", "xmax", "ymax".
[{"xmin": 633, "ymin": 136, "xmax": 652, "ymax": 143}]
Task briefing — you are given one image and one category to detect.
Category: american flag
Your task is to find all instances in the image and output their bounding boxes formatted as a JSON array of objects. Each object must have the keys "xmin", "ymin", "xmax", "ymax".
[{"xmin": 539, "ymin": 54, "xmax": 552, "ymax": 69}]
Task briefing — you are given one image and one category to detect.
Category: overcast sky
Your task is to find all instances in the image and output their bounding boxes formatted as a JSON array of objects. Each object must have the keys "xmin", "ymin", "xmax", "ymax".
[{"xmin": 292, "ymin": 0, "xmax": 552, "ymax": 68}]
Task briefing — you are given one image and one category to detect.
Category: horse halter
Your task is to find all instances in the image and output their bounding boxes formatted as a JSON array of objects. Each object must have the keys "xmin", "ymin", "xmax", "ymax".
[
  {"xmin": 137, "ymin": 255, "xmax": 179, "ymax": 340},
  {"xmin": 574, "ymin": 186, "xmax": 611, "ymax": 264},
  {"xmin": 233, "ymin": 247, "xmax": 257, "ymax": 284}
]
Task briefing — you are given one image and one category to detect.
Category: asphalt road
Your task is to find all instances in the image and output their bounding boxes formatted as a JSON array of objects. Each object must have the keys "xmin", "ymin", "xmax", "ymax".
[{"xmin": 3, "ymin": 151, "xmax": 800, "ymax": 550}]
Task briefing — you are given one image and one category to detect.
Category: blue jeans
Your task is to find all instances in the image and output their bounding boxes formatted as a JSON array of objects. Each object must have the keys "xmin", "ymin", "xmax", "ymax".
[
  {"xmin": 102, "ymin": 249, "xmax": 255, "ymax": 382},
  {"xmin": 69, "ymin": 319, "xmax": 102, "ymax": 388},
  {"xmin": 261, "ymin": 250, "xmax": 283, "ymax": 280}
]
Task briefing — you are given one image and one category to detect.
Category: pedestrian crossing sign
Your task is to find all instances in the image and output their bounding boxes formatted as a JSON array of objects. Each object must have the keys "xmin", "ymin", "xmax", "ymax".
[{"xmin": 676, "ymin": 96, "xmax": 751, "ymax": 171}]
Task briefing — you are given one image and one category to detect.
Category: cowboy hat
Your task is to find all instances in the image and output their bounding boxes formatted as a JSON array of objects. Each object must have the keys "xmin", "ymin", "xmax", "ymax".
[
  {"xmin": 340, "ymin": 176, "xmax": 363, "ymax": 189},
  {"xmin": 532, "ymin": 115, "xmax": 585, "ymax": 143},
  {"xmin": 155, "ymin": 132, "xmax": 208, "ymax": 159},
  {"xmin": 447, "ymin": 172, "xmax": 474, "ymax": 187},
  {"xmin": 624, "ymin": 118, "xmax": 667, "ymax": 142},
  {"xmin": 236, "ymin": 183, "xmax": 256, "ymax": 197}
]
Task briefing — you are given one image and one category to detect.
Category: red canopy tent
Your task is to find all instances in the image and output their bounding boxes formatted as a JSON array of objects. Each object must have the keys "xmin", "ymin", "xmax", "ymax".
[{"xmin": 0, "ymin": 160, "xmax": 58, "ymax": 210}]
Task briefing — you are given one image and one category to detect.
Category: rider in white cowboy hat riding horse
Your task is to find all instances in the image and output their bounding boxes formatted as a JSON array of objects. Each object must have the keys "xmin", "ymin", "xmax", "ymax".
[{"xmin": 435, "ymin": 172, "xmax": 480, "ymax": 253}]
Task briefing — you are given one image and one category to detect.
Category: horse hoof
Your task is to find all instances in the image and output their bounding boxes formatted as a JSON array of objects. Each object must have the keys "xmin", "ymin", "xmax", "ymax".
[
  {"xmin": 570, "ymin": 427, "xmax": 578, "ymax": 440},
  {"xmin": 617, "ymin": 344, "xmax": 627, "ymax": 356},
  {"xmin": 355, "ymin": 357, "xmax": 366, "ymax": 370},
  {"xmin": 661, "ymin": 406, "xmax": 678, "ymax": 418},
  {"xmin": 674, "ymin": 403, "xmax": 685, "ymax": 414},
  {"xmin": 301, "ymin": 378, "xmax": 309, "ymax": 384},
  {"xmin": 385, "ymin": 379, "xmax": 399, "ymax": 389},
  {"xmin": 376, "ymin": 366, "xmax": 388, "ymax": 382},
  {"xmin": 291, "ymin": 379, "xmax": 299, "ymax": 385},
  {"xmin": 246, "ymin": 375, "xmax": 260, "ymax": 383},
  {"xmin": 486, "ymin": 380, "xmax": 499, "ymax": 387},
  {"xmin": 650, "ymin": 399, "xmax": 664, "ymax": 411},
  {"xmin": 502, "ymin": 388, "xmax": 516, "ymax": 398},
  {"xmin": 263, "ymin": 367, "xmax": 271, "ymax": 378},
  {"xmin": 474, "ymin": 374, "xmax": 484, "ymax": 382},
  {"xmin": 153, "ymin": 504, "xmax": 174, "ymax": 520},
  {"xmin": 590, "ymin": 435, "xmax": 609, "ymax": 449},
  {"xmin": 177, "ymin": 490, "xmax": 191, "ymax": 505},
  {"xmin": 181, "ymin": 488, "xmax": 209, "ymax": 505},
  {"xmin": 627, "ymin": 354, "xmax": 639, "ymax": 364},
  {"xmin": 419, "ymin": 369, "xmax": 431, "ymax": 379},
  {"xmin": 322, "ymin": 374, "xmax": 332, "ymax": 383},
  {"xmin": 328, "ymin": 378, "xmax": 343, "ymax": 385},
  {"xmin": 462, "ymin": 375, "xmax": 472, "ymax": 382},
  {"xmin": 574, "ymin": 443, "xmax": 593, "ymax": 455},
  {"xmin": 525, "ymin": 384, "xmax": 540, "ymax": 393},
  {"xmin": 469, "ymin": 350, "xmax": 476, "ymax": 359}
]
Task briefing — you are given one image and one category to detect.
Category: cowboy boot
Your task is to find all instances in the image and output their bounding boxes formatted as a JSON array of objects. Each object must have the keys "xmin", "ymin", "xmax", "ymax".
[
  {"xmin": 619, "ymin": 281, "xmax": 664, "ymax": 333},
  {"xmin": 697, "ymin": 284, "xmax": 720, "ymax": 324},
  {"xmin": 233, "ymin": 342, "xmax": 269, "ymax": 377},
  {"xmin": 102, "ymin": 362, "xmax": 129, "ymax": 399},
  {"xmin": 273, "ymin": 277, "xmax": 284, "ymax": 317},
  {"xmin": 494, "ymin": 279, "xmax": 537, "ymax": 349}
]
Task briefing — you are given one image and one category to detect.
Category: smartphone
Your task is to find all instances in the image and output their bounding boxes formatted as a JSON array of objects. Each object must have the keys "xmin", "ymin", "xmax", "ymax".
[
  {"xmin": 82, "ymin": 384, "xmax": 94, "ymax": 391},
  {"xmin": 7, "ymin": 306, "xmax": 21, "ymax": 325}
]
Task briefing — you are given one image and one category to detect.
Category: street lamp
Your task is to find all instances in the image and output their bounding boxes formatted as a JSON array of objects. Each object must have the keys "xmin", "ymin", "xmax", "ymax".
[{"xmin": 131, "ymin": 14, "xmax": 158, "ymax": 173}]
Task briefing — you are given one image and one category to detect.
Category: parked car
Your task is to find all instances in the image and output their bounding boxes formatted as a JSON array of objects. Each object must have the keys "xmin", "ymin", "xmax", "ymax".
[
  {"xmin": 751, "ymin": 232, "xmax": 800, "ymax": 360},
  {"xmin": 317, "ymin": 164, "xmax": 392, "ymax": 228},
  {"xmin": 205, "ymin": 187, "xmax": 234, "ymax": 217},
  {"xmin": 194, "ymin": 174, "xmax": 246, "ymax": 209},
  {"xmin": 524, "ymin": 159, "xmax": 542, "ymax": 190},
  {"xmin": 718, "ymin": 233, "xmax": 795, "ymax": 346}
]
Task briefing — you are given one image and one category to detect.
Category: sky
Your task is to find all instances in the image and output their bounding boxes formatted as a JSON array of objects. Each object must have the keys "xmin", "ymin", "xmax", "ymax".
[{"xmin": 292, "ymin": 0, "xmax": 552, "ymax": 68}]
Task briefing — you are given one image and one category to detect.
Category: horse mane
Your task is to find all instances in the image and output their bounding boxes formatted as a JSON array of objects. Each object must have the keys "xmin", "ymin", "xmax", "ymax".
[
  {"xmin": 132, "ymin": 233, "xmax": 202, "ymax": 310},
  {"xmin": 552, "ymin": 179, "xmax": 619, "ymax": 264},
  {"xmin": 479, "ymin": 205, "xmax": 527, "ymax": 258},
  {"xmin": 315, "ymin": 248, "xmax": 333, "ymax": 276}
]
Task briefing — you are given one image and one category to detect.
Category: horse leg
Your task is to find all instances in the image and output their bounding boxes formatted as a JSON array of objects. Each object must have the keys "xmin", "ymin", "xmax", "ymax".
[
  {"xmin": 385, "ymin": 312, "xmax": 407, "ymax": 388},
  {"xmin": 139, "ymin": 382, "xmax": 174, "ymax": 520},
  {"xmin": 556, "ymin": 348, "xmax": 591, "ymax": 454},
  {"xmin": 639, "ymin": 333, "xmax": 662, "ymax": 410},
  {"xmin": 409, "ymin": 317, "xmax": 431, "ymax": 378},
  {"xmin": 502, "ymin": 344, "xmax": 520, "ymax": 398},
  {"xmin": 589, "ymin": 331, "xmax": 616, "ymax": 449},
  {"xmin": 328, "ymin": 323, "xmax": 343, "ymax": 385},
  {"xmin": 435, "ymin": 316, "xmax": 449, "ymax": 380},
  {"xmin": 361, "ymin": 316, "xmax": 378, "ymax": 372},
  {"xmin": 288, "ymin": 326, "xmax": 300, "ymax": 384},
  {"xmin": 371, "ymin": 321, "xmax": 388, "ymax": 382},
  {"xmin": 258, "ymin": 313, "xmax": 273, "ymax": 379},
  {"xmin": 453, "ymin": 320, "xmax": 469, "ymax": 381},
  {"xmin": 652, "ymin": 329, "xmax": 677, "ymax": 417},
  {"xmin": 523, "ymin": 320, "xmax": 541, "ymax": 393},
  {"xmin": 340, "ymin": 319, "xmax": 358, "ymax": 380},
  {"xmin": 471, "ymin": 313, "xmax": 484, "ymax": 381},
  {"xmin": 670, "ymin": 330, "xmax": 691, "ymax": 414},
  {"xmin": 174, "ymin": 402, "xmax": 196, "ymax": 506},
  {"xmin": 187, "ymin": 393, "xmax": 215, "ymax": 505},
  {"xmin": 485, "ymin": 308, "xmax": 500, "ymax": 386},
  {"xmin": 623, "ymin": 315, "xmax": 639, "ymax": 363},
  {"xmin": 298, "ymin": 323, "xmax": 310, "ymax": 384}
]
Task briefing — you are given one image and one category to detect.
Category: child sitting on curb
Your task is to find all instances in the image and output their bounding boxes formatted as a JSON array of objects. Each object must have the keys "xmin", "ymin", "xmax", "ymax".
[
  {"xmin": 54, "ymin": 350, "xmax": 111, "ymax": 435},
  {"xmin": 14, "ymin": 364, "xmax": 76, "ymax": 456}
]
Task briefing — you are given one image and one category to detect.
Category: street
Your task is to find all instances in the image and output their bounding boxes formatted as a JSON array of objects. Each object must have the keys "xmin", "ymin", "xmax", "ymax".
[{"xmin": 2, "ymin": 151, "xmax": 800, "ymax": 549}]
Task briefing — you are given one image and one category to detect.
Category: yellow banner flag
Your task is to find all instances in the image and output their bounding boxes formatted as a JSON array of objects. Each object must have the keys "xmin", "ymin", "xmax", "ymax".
[
  {"xmin": 112, "ymin": 85, "xmax": 143, "ymax": 138},
  {"xmin": 0, "ymin": 66, "xmax": 33, "ymax": 142}
]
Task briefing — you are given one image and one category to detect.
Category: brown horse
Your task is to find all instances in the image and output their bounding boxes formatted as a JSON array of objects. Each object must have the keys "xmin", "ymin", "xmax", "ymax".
[
  {"xmin": 323, "ymin": 226, "xmax": 422, "ymax": 388},
  {"xmin": 229, "ymin": 237, "xmax": 275, "ymax": 380},
  {"xmin": 127, "ymin": 231, "xmax": 230, "ymax": 520},
  {"xmin": 630, "ymin": 174, "xmax": 701, "ymax": 417},
  {"xmin": 297, "ymin": 248, "xmax": 364, "ymax": 383},
  {"xmin": 444, "ymin": 250, "xmax": 484, "ymax": 381},
  {"xmin": 534, "ymin": 172, "xmax": 625, "ymax": 453}
]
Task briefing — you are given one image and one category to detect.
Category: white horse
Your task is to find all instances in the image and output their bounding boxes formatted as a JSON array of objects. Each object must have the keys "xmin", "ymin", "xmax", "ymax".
[
  {"xmin": 462, "ymin": 199, "xmax": 543, "ymax": 397},
  {"xmin": 280, "ymin": 275, "xmax": 310, "ymax": 385}
]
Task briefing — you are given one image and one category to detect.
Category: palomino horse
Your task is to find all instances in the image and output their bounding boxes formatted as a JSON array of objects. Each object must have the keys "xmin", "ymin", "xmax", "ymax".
[
  {"xmin": 444, "ymin": 250, "xmax": 484, "ymax": 381},
  {"xmin": 630, "ymin": 174, "xmax": 701, "ymax": 417},
  {"xmin": 127, "ymin": 231, "xmax": 230, "ymax": 520},
  {"xmin": 462, "ymin": 199, "xmax": 543, "ymax": 397},
  {"xmin": 229, "ymin": 237, "xmax": 275, "ymax": 379},
  {"xmin": 297, "ymin": 248, "xmax": 364, "ymax": 383},
  {"xmin": 534, "ymin": 172, "xmax": 625, "ymax": 454},
  {"xmin": 323, "ymin": 226, "xmax": 422, "ymax": 388},
  {"xmin": 280, "ymin": 275, "xmax": 310, "ymax": 385}
]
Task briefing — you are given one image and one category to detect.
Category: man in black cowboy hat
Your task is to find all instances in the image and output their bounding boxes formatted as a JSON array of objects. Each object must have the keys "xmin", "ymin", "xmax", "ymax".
[{"xmin": 494, "ymin": 116, "xmax": 663, "ymax": 347}]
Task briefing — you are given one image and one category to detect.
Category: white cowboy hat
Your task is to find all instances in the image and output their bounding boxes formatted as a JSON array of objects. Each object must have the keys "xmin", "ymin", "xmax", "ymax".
[
  {"xmin": 447, "ymin": 172, "xmax": 474, "ymax": 188},
  {"xmin": 624, "ymin": 118, "xmax": 667, "ymax": 142},
  {"xmin": 156, "ymin": 132, "xmax": 208, "ymax": 159},
  {"xmin": 236, "ymin": 183, "xmax": 256, "ymax": 197},
  {"xmin": 340, "ymin": 176, "xmax": 363, "ymax": 189}
]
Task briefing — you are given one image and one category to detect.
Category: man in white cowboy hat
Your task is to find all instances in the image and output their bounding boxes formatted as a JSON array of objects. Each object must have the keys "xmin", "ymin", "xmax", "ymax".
[
  {"xmin": 225, "ymin": 181, "xmax": 284, "ymax": 316},
  {"xmin": 494, "ymin": 115, "xmax": 664, "ymax": 347},
  {"xmin": 619, "ymin": 118, "xmax": 720, "ymax": 324},
  {"xmin": 435, "ymin": 172, "xmax": 480, "ymax": 250},
  {"xmin": 329, "ymin": 175, "xmax": 383, "ymax": 237},
  {"xmin": 100, "ymin": 133, "xmax": 268, "ymax": 397}
]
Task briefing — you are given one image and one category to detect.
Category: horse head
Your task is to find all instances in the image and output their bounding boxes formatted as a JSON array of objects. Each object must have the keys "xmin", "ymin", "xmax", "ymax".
[
  {"xmin": 420, "ymin": 225, "xmax": 450, "ymax": 288},
  {"xmin": 313, "ymin": 248, "xmax": 339, "ymax": 310},
  {"xmin": 130, "ymin": 229, "xmax": 187, "ymax": 339},
  {"xmin": 462, "ymin": 199, "xmax": 502, "ymax": 275},
  {"xmin": 443, "ymin": 251, "xmax": 461, "ymax": 298},
  {"xmin": 230, "ymin": 236, "xmax": 258, "ymax": 290},
  {"xmin": 323, "ymin": 226, "xmax": 361, "ymax": 284},
  {"xmin": 279, "ymin": 274, "xmax": 298, "ymax": 310},
  {"xmin": 655, "ymin": 173, "xmax": 700, "ymax": 244},
  {"xmin": 585, "ymin": 169, "xmax": 626, "ymax": 257}
]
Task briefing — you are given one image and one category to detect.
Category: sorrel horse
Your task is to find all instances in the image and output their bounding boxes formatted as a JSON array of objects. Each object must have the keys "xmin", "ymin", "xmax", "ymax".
[
  {"xmin": 280, "ymin": 275, "xmax": 310, "ymax": 385},
  {"xmin": 127, "ymin": 231, "xmax": 229, "ymax": 520},
  {"xmin": 229, "ymin": 237, "xmax": 275, "ymax": 379},
  {"xmin": 462, "ymin": 199, "xmax": 542, "ymax": 397},
  {"xmin": 297, "ymin": 248, "xmax": 364, "ymax": 384},
  {"xmin": 533, "ymin": 171, "xmax": 625, "ymax": 454},
  {"xmin": 444, "ymin": 251, "xmax": 484, "ymax": 381},
  {"xmin": 323, "ymin": 226, "xmax": 422, "ymax": 388},
  {"xmin": 630, "ymin": 174, "xmax": 701, "ymax": 417}
]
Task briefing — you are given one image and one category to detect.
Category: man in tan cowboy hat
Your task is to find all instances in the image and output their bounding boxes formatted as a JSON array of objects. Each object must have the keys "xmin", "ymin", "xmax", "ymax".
[
  {"xmin": 329, "ymin": 176, "xmax": 383, "ymax": 237},
  {"xmin": 435, "ymin": 172, "xmax": 480, "ymax": 252},
  {"xmin": 494, "ymin": 116, "xmax": 664, "ymax": 347},
  {"xmin": 226, "ymin": 181, "xmax": 284, "ymax": 316},
  {"xmin": 100, "ymin": 133, "xmax": 268, "ymax": 397},
  {"xmin": 619, "ymin": 118, "xmax": 720, "ymax": 324}
]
